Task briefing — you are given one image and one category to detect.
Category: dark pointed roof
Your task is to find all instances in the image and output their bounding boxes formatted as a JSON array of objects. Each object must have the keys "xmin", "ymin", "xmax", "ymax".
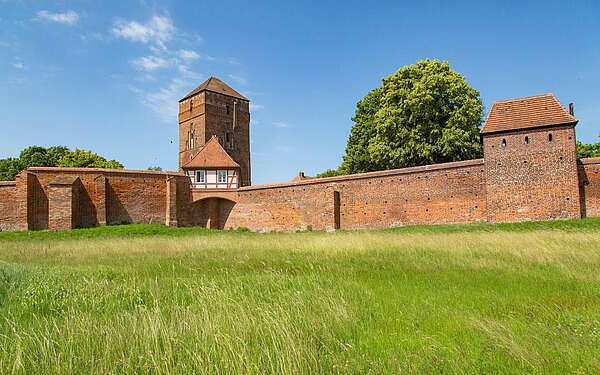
[
  {"xmin": 481, "ymin": 93, "xmax": 577, "ymax": 134},
  {"xmin": 182, "ymin": 136, "xmax": 240, "ymax": 169},
  {"xmin": 180, "ymin": 76, "xmax": 248, "ymax": 102}
]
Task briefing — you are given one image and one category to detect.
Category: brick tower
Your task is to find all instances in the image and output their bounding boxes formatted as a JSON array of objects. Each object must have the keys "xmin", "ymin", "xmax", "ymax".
[
  {"xmin": 178, "ymin": 77, "xmax": 251, "ymax": 186},
  {"xmin": 481, "ymin": 94, "xmax": 580, "ymax": 222}
]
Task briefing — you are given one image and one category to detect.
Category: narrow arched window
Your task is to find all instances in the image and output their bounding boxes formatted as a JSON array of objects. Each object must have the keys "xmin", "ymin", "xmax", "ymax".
[
  {"xmin": 548, "ymin": 133, "xmax": 553, "ymax": 142},
  {"xmin": 501, "ymin": 138, "xmax": 507, "ymax": 148},
  {"xmin": 524, "ymin": 136, "xmax": 529, "ymax": 145}
]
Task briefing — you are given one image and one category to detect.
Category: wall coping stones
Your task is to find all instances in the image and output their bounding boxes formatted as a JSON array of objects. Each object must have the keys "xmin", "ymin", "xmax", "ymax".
[
  {"xmin": 27, "ymin": 167, "xmax": 185, "ymax": 177},
  {"xmin": 239, "ymin": 159, "xmax": 485, "ymax": 191},
  {"xmin": 578, "ymin": 157, "xmax": 600, "ymax": 165},
  {"xmin": 49, "ymin": 176, "xmax": 80, "ymax": 186},
  {"xmin": 0, "ymin": 181, "xmax": 16, "ymax": 187}
]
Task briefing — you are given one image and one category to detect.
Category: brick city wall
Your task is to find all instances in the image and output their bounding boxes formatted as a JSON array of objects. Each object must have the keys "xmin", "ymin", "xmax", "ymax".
[
  {"xmin": 0, "ymin": 154, "xmax": 599, "ymax": 233},
  {"xmin": 0, "ymin": 181, "xmax": 18, "ymax": 231},
  {"xmin": 223, "ymin": 159, "xmax": 487, "ymax": 231},
  {"xmin": 483, "ymin": 125, "xmax": 581, "ymax": 222},
  {"xmin": 579, "ymin": 157, "xmax": 600, "ymax": 217},
  {"xmin": 4, "ymin": 168, "xmax": 193, "ymax": 231}
]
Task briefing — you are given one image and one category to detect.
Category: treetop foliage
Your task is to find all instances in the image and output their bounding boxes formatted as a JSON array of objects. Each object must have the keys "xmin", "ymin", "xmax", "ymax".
[
  {"xmin": 0, "ymin": 146, "xmax": 124, "ymax": 181},
  {"xmin": 577, "ymin": 138, "xmax": 600, "ymax": 158},
  {"xmin": 320, "ymin": 60, "xmax": 484, "ymax": 176}
]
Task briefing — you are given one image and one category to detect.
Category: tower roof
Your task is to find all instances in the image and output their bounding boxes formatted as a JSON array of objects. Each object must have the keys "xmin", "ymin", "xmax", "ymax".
[
  {"xmin": 182, "ymin": 136, "xmax": 240, "ymax": 169},
  {"xmin": 180, "ymin": 76, "xmax": 248, "ymax": 102},
  {"xmin": 481, "ymin": 93, "xmax": 577, "ymax": 134}
]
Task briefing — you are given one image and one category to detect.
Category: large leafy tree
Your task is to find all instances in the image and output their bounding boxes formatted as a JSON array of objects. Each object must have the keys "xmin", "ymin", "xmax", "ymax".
[
  {"xmin": 0, "ymin": 146, "xmax": 123, "ymax": 181},
  {"xmin": 577, "ymin": 137, "xmax": 600, "ymax": 158},
  {"xmin": 337, "ymin": 60, "xmax": 483, "ymax": 175}
]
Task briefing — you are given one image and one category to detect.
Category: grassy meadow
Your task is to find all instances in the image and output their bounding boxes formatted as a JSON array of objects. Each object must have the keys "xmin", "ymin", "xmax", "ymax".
[{"xmin": 0, "ymin": 219, "xmax": 600, "ymax": 374}]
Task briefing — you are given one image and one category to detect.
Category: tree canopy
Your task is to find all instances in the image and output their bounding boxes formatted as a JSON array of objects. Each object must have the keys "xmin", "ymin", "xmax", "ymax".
[
  {"xmin": 577, "ymin": 138, "xmax": 600, "ymax": 158},
  {"xmin": 0, "ymin": 146, "xmax": 124, "ymax": 181},
  {"xmin": 319, "ymin": 60, "xmax": 484, "ymax": 177}
]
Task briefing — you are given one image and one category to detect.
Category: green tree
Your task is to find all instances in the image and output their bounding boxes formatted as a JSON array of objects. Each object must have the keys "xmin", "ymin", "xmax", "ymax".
[
  {"xmin": 315, "ymin": 168, "xmax": 343, "ymax": 178},
  {"xmin": 334, "ymin": 60, "xmax": 483, "ymax": 175},
  {"xmin": 58, "ymin": 149, "xmax": 123, "ymax": 169},
  {"xmin": 339, "ymin": 87, "xmax": 382, "ymax": 174},
  {"xmin": 577, "ymin": 138, "xmax": 600, "ymax": 158},
  {"xmin": 0, "ymin": 158, "xmax": 21, "ymax": 181},
  {"xmin": 147, "ymin": 166, "xmax": 163, "ymax": 171},
  {"xmin": 0, "ymin": 146, "xmax": 124, "ymax": 181}
]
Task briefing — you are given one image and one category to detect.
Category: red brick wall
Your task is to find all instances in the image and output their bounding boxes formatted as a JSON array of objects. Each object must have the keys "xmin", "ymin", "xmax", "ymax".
[
  {"xmin": 579, "ymin": 157, "xmax": 600, "ymax": 218},
  {"xmin": 18, "ymin": 168, "xmax": 192, "ymax": 230},
  {"xmin": 48, "ymin": 183, "xmax": 77, "ymax": 231},
  {"xmin": 483, "ymin": 125, "xmax": 581, "ymax": 222},
  {"xmin": 223, "ymin": 159, "xmax": 487, "ymax": 231},
  {"xmin": 0, "ymin": 182, "xmax": 18, "ymax": 231}
]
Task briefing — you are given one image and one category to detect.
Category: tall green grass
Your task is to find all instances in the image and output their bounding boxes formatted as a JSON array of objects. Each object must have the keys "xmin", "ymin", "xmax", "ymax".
[{"xmin": 0, "ymin": 219, "xmax": 599, "ymax": 373}]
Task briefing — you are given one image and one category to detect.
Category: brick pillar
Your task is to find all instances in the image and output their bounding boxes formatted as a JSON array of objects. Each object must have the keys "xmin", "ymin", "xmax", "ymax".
[
  {"xmin": 165, "ymin": 177, "xmax": 178, "ymax": 227},
  {"xmin": 95, "ymin": 176, "xmax": 107, "ymax": 226},
  {"xmin": 14, "ymin": 172, "xmax": 31, "ymax": 231},
  {"xmin": 48, "ymin": 178, "xmax": 79, "ymax": 231}
]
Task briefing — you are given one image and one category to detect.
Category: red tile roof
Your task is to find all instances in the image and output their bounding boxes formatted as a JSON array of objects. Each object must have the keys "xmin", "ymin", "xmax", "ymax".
[
  {"xmin": 180, "ymin": 76, "xmax": 248, "ymax": 102},
  {"xmin": 182, "ymin": 136, "xmax": 240, "ymax": 169},
  {"xmin": 481, "ymin": 93, "xmax": 577, "ymax": 134}
]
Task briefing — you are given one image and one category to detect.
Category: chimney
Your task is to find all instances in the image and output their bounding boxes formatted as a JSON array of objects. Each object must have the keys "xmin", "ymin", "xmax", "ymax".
[
  {"xmin": 568, "ymin": 103, "xmax": 574, "ymax": 116},
  {"xmin": 299, "ymin": 171, "xmax": 305, "ymax": 179}
]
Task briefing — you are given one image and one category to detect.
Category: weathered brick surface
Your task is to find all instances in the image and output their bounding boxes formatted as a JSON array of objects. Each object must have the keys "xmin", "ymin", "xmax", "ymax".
[
  {"xmin": 579, "ymin": 157, "xmax": 600, "ymax": 217},
  {"xmin": 483, "ymin": 125, "xmax": 581, "ymax": 222},
  {"xmin": 0, "ymin": 182, "xmax": 18, "ymax": 231},
  {"xmin": 1, "ymin": 168, "xmax": 193, "ymax": 231},
  {"xmin": 223, "ymin": 160, "xmax": 487, "ymax": 231},
  {"xmin": 48, "ymin": 179, "xmax": 80, "ymax": 231}
]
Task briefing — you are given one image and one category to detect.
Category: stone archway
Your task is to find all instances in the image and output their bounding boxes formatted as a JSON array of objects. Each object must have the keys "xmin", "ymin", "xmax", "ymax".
[{"xmin": 189, "ymin": 197, "xmax": 236, "ymax": 229}]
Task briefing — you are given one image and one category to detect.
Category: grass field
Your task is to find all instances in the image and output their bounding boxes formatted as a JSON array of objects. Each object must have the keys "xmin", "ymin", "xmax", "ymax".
[{"xmin": 1, "ymin": 219, "xmax": 600, "ymax": 374}]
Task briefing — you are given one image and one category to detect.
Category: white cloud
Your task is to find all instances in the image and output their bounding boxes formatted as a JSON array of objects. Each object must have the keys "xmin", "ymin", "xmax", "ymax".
[
  {"xmin": 36, "ymin": 10, "xmax": 79, "ymax": 25},
  {"xmin": 112, "ymin": 15, "xmax": 174, "ymax": 50},
  {"xmin": 176, "ymin": 49, "xmax": 199, "ymax": 62},
  {"xmin": 227, "ymin": 74, "xmax": 247, "ymax": 85},
  {"xmin": 272, "ymin": 121, "xmax": 290, "ymax": 128},
  {"xmin": 130, "ymin": 56, "xmax": 169, "ymax": 71},
  {"xmin": 134, "ymin": 78, "xmax": 187, "ymax": 123}
]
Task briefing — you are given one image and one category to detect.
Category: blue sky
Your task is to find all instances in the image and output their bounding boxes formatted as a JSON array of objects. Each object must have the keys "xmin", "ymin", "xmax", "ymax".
[{"xmin": 1, "ymin": 0, "xmax": 599, "ymax": 184}]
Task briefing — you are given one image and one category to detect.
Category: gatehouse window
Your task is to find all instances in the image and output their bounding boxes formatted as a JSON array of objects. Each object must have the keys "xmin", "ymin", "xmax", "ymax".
[
  {"xmin": 217, "ymin": 170, "xmax": 227, "ymax": 183},
  {"xmin": 524, "ymin": 136, "xmax": 529, "ymax": 145},
  {"xmin": 501, "ymin": 138, "xmax": 507, "ymax": 148},
  {"xmin": 196, "ymin": 170, "xmax": 205, "ymax": 183},
  {"xmin": 548, "ymin": 133, "xmax": 553, "ymax": 142}
]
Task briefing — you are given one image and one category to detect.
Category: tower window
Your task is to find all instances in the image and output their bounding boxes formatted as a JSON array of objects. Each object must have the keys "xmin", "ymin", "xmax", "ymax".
[
  {"xmin": 217, "ymin": 170, "xmax": 227, "ymax": 183},
  {"xmin": 501, "ymin": 138, "xmax": 507, "ymax": 148},
  {"xmin": 226, "ymin": 105, "xmax": 230, "ymax": 114},
  {"xmin": 196, "ymin": 170, "xmax": 205, "ymax": 183},
  {"xmin": 189, "ymin": 100, "xmax": 193, "ymax": 112},
  {"xmin": 524, "ymin": 136, "xmax": 529, "ymax": 145},
  {"xmin": 548, "ymin": 133, "xmax": 553, "ymax": 142}
]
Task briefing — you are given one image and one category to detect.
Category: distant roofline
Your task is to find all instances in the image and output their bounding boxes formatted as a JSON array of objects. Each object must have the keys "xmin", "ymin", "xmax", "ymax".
[
  {"xmin": 491, "ymin": 92, "xmax": 555, "ymax": 104},
  {"xmin": 179, "ymin": 76, "xmax": 249, "ymax": 102},
  {"xmin": 480, "ymin": 93, "xmax": 577, "ymax": 134},
  {"xmin": 480, "ymin": 121, "xmax": 578, "ymax": 135}
]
